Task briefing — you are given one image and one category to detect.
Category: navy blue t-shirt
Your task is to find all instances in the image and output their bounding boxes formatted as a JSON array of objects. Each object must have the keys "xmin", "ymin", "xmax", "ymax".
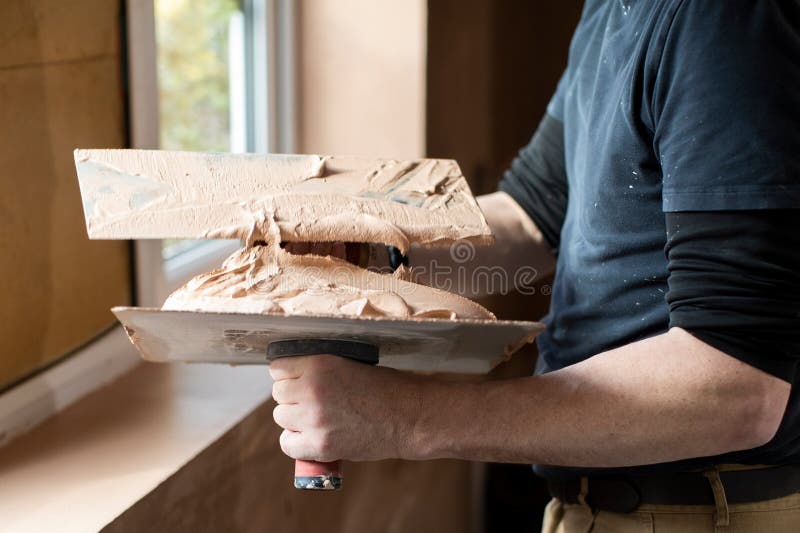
[{"xmin": 500, "ymin": 0, "xmax": 800, "ymax": 480}]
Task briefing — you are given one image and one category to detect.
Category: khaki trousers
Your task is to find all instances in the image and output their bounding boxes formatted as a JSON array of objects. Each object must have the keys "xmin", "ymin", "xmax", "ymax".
[{"xmin": 542, "ymin": 470, "xmax": 800, "ymax": 533}]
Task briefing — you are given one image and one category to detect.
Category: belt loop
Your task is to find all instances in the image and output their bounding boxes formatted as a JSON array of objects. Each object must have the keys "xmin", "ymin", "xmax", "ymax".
[
  {"xmin": 578, "ymin": 476, "xmax": 590, "ymax": 507},
  {"xmin": 704, "ymin": 468, "xmax": 730, "ymax": 528}
]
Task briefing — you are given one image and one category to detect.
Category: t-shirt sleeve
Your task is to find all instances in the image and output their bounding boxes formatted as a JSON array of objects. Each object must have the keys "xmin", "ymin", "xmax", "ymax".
[
  {"xmin": 653, "ymin": 0, "xmax": 800, "ymax": 212},
  {"xmin": 497, "ymin": 112, "xmax": 568, "ymax": 252},
  {"xmin": 666, "ymin": 209, "xmax": 800, "ymax": 382}
]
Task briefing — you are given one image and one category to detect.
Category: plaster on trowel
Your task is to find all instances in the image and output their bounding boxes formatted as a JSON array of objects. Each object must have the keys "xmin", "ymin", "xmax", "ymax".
[{"xmin": 74, "ymin": 149, "xmax": 545, "ymax": 491}]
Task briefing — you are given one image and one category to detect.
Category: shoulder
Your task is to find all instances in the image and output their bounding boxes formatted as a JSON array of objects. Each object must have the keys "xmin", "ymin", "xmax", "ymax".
[
  {"xmin": 652, "ymin": 0, "xmax": 800, "ymax": 212},
  {"xmin": 663, "ymin": 0, "xmax": 799, "ymax": 53},
  {"xmin": 653, "ymin": 0, "xmax": 800, "ymax": 121}
]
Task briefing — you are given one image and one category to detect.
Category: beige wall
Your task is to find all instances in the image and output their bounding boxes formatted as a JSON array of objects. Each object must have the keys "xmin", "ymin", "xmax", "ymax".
[
  {"xmin": 292, "ymin": 5, "xmax": 478, "ymax": 529},
  {"xmin": 427, "ymin": 0, "xmax": 582, "ymax": 195},
  {"xmin": 0, "ymin": 0, "xmax": 131, "ymax": 389},
  {"xmin": 297, "ymin": 0, "xmax": 427, "ymax": 159}
]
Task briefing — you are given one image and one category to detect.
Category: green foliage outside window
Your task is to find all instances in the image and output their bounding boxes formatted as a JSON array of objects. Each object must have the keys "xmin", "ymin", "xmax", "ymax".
[
  {"xmin": 155, "ymin": 0, "xmax": 240, "ymax": 152},
  {"xmin": 156, "ymin": 0, "xmax": 241, "ymax": 257}
]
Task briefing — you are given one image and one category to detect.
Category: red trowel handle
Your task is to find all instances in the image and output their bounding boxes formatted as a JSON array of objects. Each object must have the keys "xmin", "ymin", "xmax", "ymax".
[
  {"xmin": 294, "ymin": 458, "xmax": 343, "ymax": 490},
  {"xmin": 267, "ymin": 338, "xmax": 379, "ymax": 491}
]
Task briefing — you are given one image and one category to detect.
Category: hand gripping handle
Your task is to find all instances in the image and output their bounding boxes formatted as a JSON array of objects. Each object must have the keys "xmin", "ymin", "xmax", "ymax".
[{"xmin": 267, "ymin": 339, "xmax": 379, "ymax": 491}]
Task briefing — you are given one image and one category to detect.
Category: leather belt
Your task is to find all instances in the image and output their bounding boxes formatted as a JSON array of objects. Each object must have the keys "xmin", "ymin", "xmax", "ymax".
[{"xmin": 547, "ymin": 464, "xmax": 800, "ymax": 514}]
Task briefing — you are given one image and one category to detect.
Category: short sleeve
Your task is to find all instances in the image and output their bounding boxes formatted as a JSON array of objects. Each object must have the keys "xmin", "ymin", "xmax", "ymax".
[{"xmin": 653, "ymin": 0, "xmax": 800, "ymax": 212}]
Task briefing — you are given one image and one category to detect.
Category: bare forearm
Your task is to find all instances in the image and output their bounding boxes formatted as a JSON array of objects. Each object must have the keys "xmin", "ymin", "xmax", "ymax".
[
  {"xmin": 408, "ymin": 328, "xmax": 789, "ymax": 467},
  {"xmin": 410, "ymin": 191, "xmax": 556, "ymax": 298}
]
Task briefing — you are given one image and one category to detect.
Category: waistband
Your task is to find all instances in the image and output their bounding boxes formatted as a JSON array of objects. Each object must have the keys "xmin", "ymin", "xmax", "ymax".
[{"xmin": 548, "ymin": 464, "xmax": 800, "ymax": 514}]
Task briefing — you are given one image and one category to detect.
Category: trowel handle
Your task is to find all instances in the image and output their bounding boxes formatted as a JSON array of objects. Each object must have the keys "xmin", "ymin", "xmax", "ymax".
[
  {"xmin": 294, "ymin": 459, "xmax": 343, "ymax": 490},
  {"xmin": 267, "ymin": 338, "xmax": 379, "ymax": 492}
]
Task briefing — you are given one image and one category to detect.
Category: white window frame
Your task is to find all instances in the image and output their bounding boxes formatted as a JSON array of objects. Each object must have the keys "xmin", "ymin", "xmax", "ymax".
[{"xmin": 0, "ymin": 0, "xmax": 296, "ymax": 447}]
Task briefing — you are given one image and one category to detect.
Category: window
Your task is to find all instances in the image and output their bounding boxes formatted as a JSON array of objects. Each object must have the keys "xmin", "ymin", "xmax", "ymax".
[
  {"xmin": 155, "ymin": 0, "xmax": 247, "ymax": 261},
  {"xmin": 156, "ymin": 0, "xmax": 244, "ymax": 153},
  {"xmin": 146, "ymin": 0, "xmax": 296, "ymax": 298},
  {"xmin": 0, "ymin": 0, "xmax": 296, "ymax": 445}
]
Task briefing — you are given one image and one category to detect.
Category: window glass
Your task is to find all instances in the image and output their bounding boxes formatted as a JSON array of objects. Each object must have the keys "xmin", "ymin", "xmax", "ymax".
[{"xmin": 155, "ymin": 0, "xmax": 245, "ymax": 259}]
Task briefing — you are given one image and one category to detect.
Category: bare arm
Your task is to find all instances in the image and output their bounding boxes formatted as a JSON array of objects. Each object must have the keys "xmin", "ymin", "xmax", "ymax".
[
  {"xmin": 410, "ymin": 328, "xmax": 789, "ymax": 466},
  {"xmin": 270, "ymin": 328, "xmax": 790, "ymax": 466},
  {"xmin": 409, "ymin": 191, "xmax": 556, "ymax": 298}
]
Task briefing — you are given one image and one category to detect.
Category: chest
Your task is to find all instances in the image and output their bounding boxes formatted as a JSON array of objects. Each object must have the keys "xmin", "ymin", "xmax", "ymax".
[{"xmin": 560, "ymin": 1, "xmax": 667, "ymax": 236}]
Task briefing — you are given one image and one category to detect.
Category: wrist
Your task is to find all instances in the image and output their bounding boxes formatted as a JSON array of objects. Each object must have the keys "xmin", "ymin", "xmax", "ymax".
[
  {"xmin": 391, "ymin": 374, "xmax": 432, "ymax": 461},
  {"xmin": 397, "ymin": 377, "xmax": 471, "ymax": 461}
]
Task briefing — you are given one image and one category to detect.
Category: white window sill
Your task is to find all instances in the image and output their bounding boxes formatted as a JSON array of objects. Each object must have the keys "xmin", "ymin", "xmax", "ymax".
[
  {"xmin": 0, "ymin": 335, "xmax": 272, "ymax": 533},
  {"xmin": 0, "ymin": 327, "xmax": 140, "ymax": 447}
]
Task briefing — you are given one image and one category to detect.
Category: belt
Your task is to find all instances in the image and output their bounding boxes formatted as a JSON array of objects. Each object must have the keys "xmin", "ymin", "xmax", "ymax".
[{"xmin": 547, "ymin": 464, "xmax": 800, "ymax": 514}]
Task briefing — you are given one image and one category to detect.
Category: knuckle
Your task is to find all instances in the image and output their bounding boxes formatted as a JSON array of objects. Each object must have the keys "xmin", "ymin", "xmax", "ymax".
[
  {"xmin": 306, "ymin": 355, "xmax": 329, "ymax": 373},
  {"xmin": 299, "ymin": 375, "xmax": 320, "ymax": 399},
  {"xmin": 268, "ymin": 360, "xmax": 285, "ymax": 379},
  {"xmin": 316, "ymin": 432, "xmax": 334, "ymax": 458},
  {"xmin": 308, "ymin": 406, "xmax": 325, "ymax": 428},
  {"xmin": 306, "ymin": 383, "xmax": 322, "ymax": 403},
  {"xmin": 318, "ymin": 354, "xmax": 338, "ymax": 369}
]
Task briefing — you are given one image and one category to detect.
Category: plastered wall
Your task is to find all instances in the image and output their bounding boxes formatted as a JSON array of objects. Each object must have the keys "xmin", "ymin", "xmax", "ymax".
[
  {"xmin": 297, "ymin": 0, "xmax": 427, "ymax": 159},
  {"xmin": 0, "ymin": 0, "xmax": 131, "ymax": 390}
]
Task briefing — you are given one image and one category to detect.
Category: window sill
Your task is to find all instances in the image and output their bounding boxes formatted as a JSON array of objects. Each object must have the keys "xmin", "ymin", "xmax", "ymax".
[
  {"xmin": 0, "ymin": 338, "xmax": 272, "ymax": 532},
  {"xmin": 0, "ymin": 327, "xmax": 141, "ymax": 447}
]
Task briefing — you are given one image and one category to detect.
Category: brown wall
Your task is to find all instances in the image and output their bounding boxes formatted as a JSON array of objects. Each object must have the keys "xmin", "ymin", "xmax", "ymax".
[
  {"xmin": 427, "ymin": 0, "xmax": 582, "ymax": 194},
  {"xmin": 106, "ymin": 400, "xmax": 472, "ymax": 533},
  {"xmin": 297, "ymin": 0, "xmax": 427, "ymax": 159},
  {"xmin": 426, "ymin": 3, "xmax": 582, "ymax": 529},
  {"xmin": 0, "ymin": 0, "xmax": 131, "ymax": 390}
]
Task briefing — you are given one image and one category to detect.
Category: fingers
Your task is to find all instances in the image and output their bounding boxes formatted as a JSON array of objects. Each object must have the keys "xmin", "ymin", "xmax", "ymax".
[
  {"xmin": 279, "ymin": 429, "xmax": 335, "ymax": 462},
  {"xmin": 268, "ymin": 356, "xmax": 306, "ymax": 381},
  {"xmin": 282, "ymin": 241, "xmax": 348, "ymax": 260},
  {"xmin": 269, "ymin": 354, "xmax": 344, "ymax": 381},
  {"xmin": 271, "ymin": 378, "xmax": 301, "ymax": 404},
  {"xmin": 273, "ymin": 403, "xmax": 305, "ymax": 431},
  {"xmin": 280, "ymin": 430, "xmax": 311, "ymax": 460}
]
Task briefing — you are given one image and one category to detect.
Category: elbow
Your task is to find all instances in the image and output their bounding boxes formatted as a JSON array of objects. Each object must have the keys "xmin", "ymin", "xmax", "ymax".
[{"xmin": 727, "ymin": 377, "xmax": 790, "ymax": 451}]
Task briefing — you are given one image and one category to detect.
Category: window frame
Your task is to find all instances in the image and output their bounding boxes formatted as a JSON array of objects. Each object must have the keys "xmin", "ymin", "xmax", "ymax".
[{"xmin": 0, "ymin": 0, "xmax": 297, "ymax": 447}]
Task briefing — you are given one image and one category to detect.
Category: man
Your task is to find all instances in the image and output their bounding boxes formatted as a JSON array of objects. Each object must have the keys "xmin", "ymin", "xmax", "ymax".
[{"xmin": 270, "ymin": 1, "xmax": 800, "ymax": 530}]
